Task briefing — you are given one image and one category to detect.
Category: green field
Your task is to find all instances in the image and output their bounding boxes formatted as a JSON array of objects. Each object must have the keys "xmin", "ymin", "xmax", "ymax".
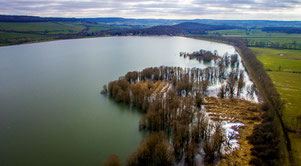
[
  {"xmin": 0, "ymin": 22, "xmax": 86, "ymax": 34},
  {"xmin": 253, "ymin": 48, "xmax": 301, "ymax": 72},
  {"xmin": 0, "ymin": 32, "xmax": 44, "ymax": 38},
  {"xmin": 210, "ymin": 29, "xmax": 301, "ymax": 49},
  {"xmin": 0, "ymin": 22, "xmax": 115, "ymax": 36},
  {"xmin": 0, "ymin": 22, "xmax": 115, "ymax": 46},
  {"xmin": 210, "ymin": 29, "xmax": 301, "ymax": 37},
  {"xmin": 251, "ymin": 47, "xmax": 301, "ymax": 164},
  {"xmin": 87, "ymin": 24, "xmax": 112, "ymax": 34}
]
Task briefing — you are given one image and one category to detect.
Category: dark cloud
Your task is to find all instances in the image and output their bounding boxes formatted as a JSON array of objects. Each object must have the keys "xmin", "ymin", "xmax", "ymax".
[{"xmin": 0, "ymin": 0, "xmax": 300, "ymax": 20}]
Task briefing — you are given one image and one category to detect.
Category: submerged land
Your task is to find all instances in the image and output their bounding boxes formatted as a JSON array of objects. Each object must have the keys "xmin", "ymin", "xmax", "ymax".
[
  {"xmin": 101, "ymin": 50, "xmax": 274, "ymax": 165},
  {"xmin": 0, "ymin": 14, "xmax": 300, "ymax": 165}
]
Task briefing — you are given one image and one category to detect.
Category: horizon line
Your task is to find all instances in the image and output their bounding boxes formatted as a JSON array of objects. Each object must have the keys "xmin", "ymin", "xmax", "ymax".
[{"xmin": 1, "ymin": 14, "xmax": 301, "ymax": 22}]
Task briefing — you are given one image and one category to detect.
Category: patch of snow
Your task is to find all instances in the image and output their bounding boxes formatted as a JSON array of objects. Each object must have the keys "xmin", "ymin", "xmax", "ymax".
[{"xmin": 223, "ymin": 122, "xmax": 245, "ymax": 150}]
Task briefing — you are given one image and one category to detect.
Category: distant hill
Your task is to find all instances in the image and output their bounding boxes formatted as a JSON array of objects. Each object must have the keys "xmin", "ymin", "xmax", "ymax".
[
  {"xmin": 107, "ymin": 22, "xmax": 237, "ymax": 35},
  {"xmin": 192, "ymin": 20, "xmax": 301, "ymax": 28},
  {"xmin": 1, "ymin": 14, "xmax": 301, "ymax": 47},
  {"xmin": 173, "ymin": 22, "xmax": 236, "ymax": 32},
  {"xmin": 83, "ymin": 17, "xmax": 301, "ymax": 28},
  {"xmin": 83, "ymin": 17, "xmax": 180, "ymax": 26},
  {"xmin": 0, "ymin": 15, "xmax": 81, "ymax": 22},
  {"xmin": 2, "ymin": 15, "xmax": 301, "ymax": 28}
]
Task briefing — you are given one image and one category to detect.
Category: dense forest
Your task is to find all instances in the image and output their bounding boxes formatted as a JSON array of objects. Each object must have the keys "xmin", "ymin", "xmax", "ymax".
[{"xmin": 262, "ymin": 27, "xmax": 301, "ymax": 34}]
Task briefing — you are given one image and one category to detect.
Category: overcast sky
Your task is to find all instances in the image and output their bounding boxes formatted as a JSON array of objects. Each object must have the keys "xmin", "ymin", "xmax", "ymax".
[{"xmin": 0, "ymin": 0, "xmax": 301, "ymax": 20}]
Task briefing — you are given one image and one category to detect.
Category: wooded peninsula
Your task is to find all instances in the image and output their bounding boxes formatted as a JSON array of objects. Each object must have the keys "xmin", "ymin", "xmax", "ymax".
[{"xmin": 102, "ymin": 49, "xmax": 280, "ymax": 165}]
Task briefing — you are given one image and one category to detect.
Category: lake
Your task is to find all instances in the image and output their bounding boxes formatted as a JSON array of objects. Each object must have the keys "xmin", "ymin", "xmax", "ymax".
[{"xmin": 0, "ymin": 36, "xmax": 239, "ymax": 165}]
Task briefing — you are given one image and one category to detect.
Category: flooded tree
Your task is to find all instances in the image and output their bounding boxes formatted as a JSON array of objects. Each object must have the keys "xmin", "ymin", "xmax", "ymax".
[
  {"xmin": 226, "ymin": 71, "xmax": 237, "ymax": 99},
  {"xmin": 172, "ymin": 125, "xmax": 190, "ymax": 161},
  {"xmin": 103, "ymin": 155, "xmax": 122, "ymax": 166},
  {"xmin": 203, "ymin": 123, "xmax": 226, "ymax": 163},
  {"xmin": 200, "ymin": 80, "xmax": 209, "ymax": 95},
  {"xmin": 237, "ymin": 70, "xmax": 245, "ymax": 96},
  {"xmin": 195, "ymin": 93, "xmax": 203, "ymax": 107},
  {"xmin": 126, "ymin": 132, "xmax": 174, "ymax": 166},
  {"xmin": 218, "ymin": 85, "xmax": 226, "ymax": 98},
  {"xmin": 179, "ymin": 49, "xmax": 220, "ymax": 62},
  {"xmin": 101, "ymin": 84, "xmax": 108, "ymax": 94},
  {"xmin": 230, "ymin": 54, "xmax": 238, "ymax": 66},
  {"xmin": 125, "ymin": 71, "xmax": 139, "ymax": 83},
  {"xmin": 223, "ymin": 53, "xmax": 230, "ymax": 67},
  {"xmin": 103, "ymin": 65, "xmax": 260, "ymax": 165},
  {"xmin": 185, "ymin": 141, "xmax": 198, "ymax": 166}
]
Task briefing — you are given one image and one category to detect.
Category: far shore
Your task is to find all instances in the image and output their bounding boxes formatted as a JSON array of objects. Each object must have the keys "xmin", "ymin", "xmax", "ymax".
[{"xmin": 0, "ymin": 34, "xmax": 228, "ymax": 47}]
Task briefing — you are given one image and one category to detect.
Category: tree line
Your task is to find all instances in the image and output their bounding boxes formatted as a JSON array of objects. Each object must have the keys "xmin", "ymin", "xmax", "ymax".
[
  {"xmin": 103, "ymin": 65, "xmax": 252, "ymax": 105},
  {"xmin": 242, "ymin": 39, "xmax": 299, "ymax": 50}
]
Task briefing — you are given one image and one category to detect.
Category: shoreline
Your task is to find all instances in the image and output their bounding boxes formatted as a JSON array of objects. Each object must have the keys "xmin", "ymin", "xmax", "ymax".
[
  {"xmin": 0, "ymin": 35, "xmax": 112, "ymax": 47},
  {"xmin": 0, "ymin": 34, "xmax": 232, "ymax": 48}
]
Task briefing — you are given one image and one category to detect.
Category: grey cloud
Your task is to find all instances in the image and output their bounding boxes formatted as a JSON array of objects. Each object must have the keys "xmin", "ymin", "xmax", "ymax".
[
  {"xmin": 0, "ymin": 0, "xmax": 300, "ymax": 20},
  {"xmin": 193, "ymin": 0, "xmax": 300, "ymax": 10}
]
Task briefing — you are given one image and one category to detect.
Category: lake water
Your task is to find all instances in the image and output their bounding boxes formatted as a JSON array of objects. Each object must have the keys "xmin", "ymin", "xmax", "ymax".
[{"xmin": 0, "ymin": 36, "xmax": 239, "ymax": 165}]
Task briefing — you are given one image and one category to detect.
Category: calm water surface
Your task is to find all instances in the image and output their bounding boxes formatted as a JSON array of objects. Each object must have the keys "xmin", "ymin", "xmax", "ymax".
[{"xmin": 0, "ymin": 36, "xmax": 235, "ymax": 165}]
